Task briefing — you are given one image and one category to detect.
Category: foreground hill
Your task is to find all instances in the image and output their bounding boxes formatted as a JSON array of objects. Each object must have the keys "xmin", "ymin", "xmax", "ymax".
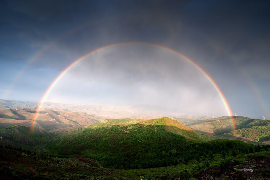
[
  {"xmin": 0, "ymin": 108, "xmax": 101, "ymax": 131},
  {"xmin": 1, "ymin": 117, "xmax": 270, "ymax": 179},
  {"xmin": 1, "ymin": 145, "xmax": 270, "ymax": 179},
  {"xmin": 45, "ymin": 117, "xmax": 261, "ymax": 170},
  {"xmin": 45, "ymin": 118, "xmax": 188, "ymax": 169}
]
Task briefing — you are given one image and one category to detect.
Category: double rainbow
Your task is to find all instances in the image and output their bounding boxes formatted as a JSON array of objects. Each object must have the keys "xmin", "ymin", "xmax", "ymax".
[{"xmin": 30, "ymin": 42, "xmax": 236, "ymax": 133}]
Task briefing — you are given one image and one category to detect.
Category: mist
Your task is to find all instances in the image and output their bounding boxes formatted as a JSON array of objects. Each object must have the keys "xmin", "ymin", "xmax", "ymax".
[{"xmin": 46, "ymin": 45, "xmax": 226, "ymax": 116}]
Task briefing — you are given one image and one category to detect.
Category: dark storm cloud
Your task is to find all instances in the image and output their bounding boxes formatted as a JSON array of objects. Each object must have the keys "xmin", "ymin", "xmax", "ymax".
[{"xmin": 0, "ymin": 0, "xmax": 190, "ymax": 57}]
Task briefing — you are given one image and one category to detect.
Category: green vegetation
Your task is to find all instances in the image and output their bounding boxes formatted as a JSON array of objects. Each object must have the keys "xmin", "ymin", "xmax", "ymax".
[
  {"xmin": 232, "ymin": 125, "xmax": 270, "ymax": 141},
  {"xmin": 46, "ymin": 123, "xmax": 187, "ymax": 169},
  {"xmin": 1, "ymin": 117, "xmax": 270, "ymax": 179},
  {"xmin": 45, "ymin": 118, "xmax": 261, "ymax": 170},
  {"xmin": 189, "ymin": 116, "xmax": 270, "ymax": 143},
  {"xmin": 0, "ymin": 125, "xmax": 57, "ymax": 150},
  {"xmin": 1, "ymin": 137, "xmax": 270, "ymax": 179}
]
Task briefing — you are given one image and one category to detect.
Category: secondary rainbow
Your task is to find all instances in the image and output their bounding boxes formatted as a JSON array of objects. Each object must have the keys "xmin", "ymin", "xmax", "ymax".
[
  {"xmin": 3, "ymin": 16, "xmax": 118, "ymax": 99},
  {"xmin": 30, "ymin": 42, "xmax": 236, "ymax": 133}
]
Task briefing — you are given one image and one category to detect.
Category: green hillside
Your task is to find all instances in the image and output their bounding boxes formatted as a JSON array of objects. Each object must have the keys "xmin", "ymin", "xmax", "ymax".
[
  {"xmin": 88, "ymin": 118, "xmax": 140, "ymax": 128},
  {"xmin": 45, "ymin": 118, "xmax": 260, "ymax": 170},
  {"xmin": 46, "ymin": 123, "xmax": 187, "ymax": 169},
  {"xmin": 230, "ymin": 124, "xmax": 270, "ymax": 142},
  {"xmin": 1, "ymin": 117, "xmax": 270, "ymax": 179},
  {"xmin": 0, "ymin": 125, "xmax": 57, "ymax": 150},
  {"xmin": 140, "ymin": 117, "xmax": 201, "ymax": 140},
  {"xmin": 189, "ymin": 116, "xmax": 270, "ymax": 143},
  {"xmin": 88, "ymin": 117, "xmax": 201, "ymax": 140}
]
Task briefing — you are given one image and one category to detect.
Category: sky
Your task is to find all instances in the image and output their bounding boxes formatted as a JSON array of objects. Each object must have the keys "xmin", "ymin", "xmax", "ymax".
[{"xmin": 0, "ymin": 0, "xmax": 269, "ymax": 118}]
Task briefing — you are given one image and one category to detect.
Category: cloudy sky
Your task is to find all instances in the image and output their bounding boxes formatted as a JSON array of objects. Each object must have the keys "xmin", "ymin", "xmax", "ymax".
[{"xmin": 0, "ymin": 0, "xmax": 269, "ymax": 118}]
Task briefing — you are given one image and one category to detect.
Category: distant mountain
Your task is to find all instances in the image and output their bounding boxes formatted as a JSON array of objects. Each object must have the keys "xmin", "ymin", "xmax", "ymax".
[
  {"xmin": 0, "ymin": 99, "xmax": 38, "ymax": 109},
  {"xmin": 0, "ymin": 99, "xmax": 184, "ymax": 119},
  {"xmin": 0, "ymin": 108, "xmax": 100, "ymax": 131},
  {"xmin": 174, "ymin": 114, "xmax": 212, "ymax": 121}
]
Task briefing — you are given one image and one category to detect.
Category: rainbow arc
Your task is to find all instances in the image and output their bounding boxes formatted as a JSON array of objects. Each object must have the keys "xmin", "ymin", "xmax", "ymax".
[{"xmin": 30, "ymin": 42, "xmax": 236, "ymax": 133}]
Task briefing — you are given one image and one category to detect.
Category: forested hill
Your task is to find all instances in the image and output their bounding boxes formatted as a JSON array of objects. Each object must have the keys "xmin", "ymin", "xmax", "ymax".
[
  {"xmin": 1, "ymin": 117, "xmax": 270, "ymax": 179},
  {"xmin": 186, "ymin": 116, "xmax": 270, "ymax": 143},
  {"xmin": 44, "ymin": 117, "xmax": 262, "ymax": 170},
  {"xmin": 87, "ymin": 117, "xmax": 201, "ymax": 140}
]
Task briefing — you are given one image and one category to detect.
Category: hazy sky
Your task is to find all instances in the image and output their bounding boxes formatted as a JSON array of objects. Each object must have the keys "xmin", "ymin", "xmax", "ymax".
[{"xmin": 0, "ymin": 0, "xmax": 269, "ymax": 118}]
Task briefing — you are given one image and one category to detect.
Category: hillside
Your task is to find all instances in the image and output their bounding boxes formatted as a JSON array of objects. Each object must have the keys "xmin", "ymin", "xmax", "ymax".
[
  {"xmin": 140, "ymin": 117, "xmax": 201, "ymax": 140},
  {"xmin": 1, "ymin": 117, "xmax": 269, "ymax": 179},
  {"xmin": 229, "ymin": 119, "xmax": 270, "ymax": 143},
  {"xmin": 45, "ymin": 118, "xmax": 190, "ymax": 169},
  {"xmin": 0, "ymin": 108, "xmax": 101, "ymax": 131},
  {"xmin": 45, "ymin": 117, "xmax": 261, "ymax": 170},
  {"xmin": 1, "ymin": 145, "xmax": 270, "ymax": 179},
  {"xmin": 0, "ymin": 125, "xmax": 56, "ymax": 150},
  {"xmin": 88, "ymin": 117, "xmax": 201, "ymax": 140},
  {"xmin": 189, "ymin": 116, "xmax": 270, "ymax": 143}
]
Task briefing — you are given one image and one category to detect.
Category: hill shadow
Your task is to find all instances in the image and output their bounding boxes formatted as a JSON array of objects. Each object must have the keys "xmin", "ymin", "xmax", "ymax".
[
  {"xmin": 214, "ymin": 126, "xmax": 233, "ymax": 135},
  {"xmin": 237, "ymin": 119, "xmax": 255, "ymax": 129},
  {"xmin": 259, "ymin": 135, "xmax": 270, "ymax": 142},
  {"xmin": 10, "ymin": 109, "xmax": 27, "ymax": 120},
  {"xmin": 0, "ymin": 114, "xmax": 18, "ymax": 119}
]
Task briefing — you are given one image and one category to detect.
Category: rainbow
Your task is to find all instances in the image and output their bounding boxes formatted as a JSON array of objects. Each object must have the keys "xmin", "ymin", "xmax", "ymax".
[
  {"xmin": 30, "ymin": 42, "xmax": 236, "ymax": 133},
  {"xmin": 207, "ymin": 40, "xmax": 269, "ymax": 118},
  {"xmin": 5, "ymin": 17, "xmax": 267, "ymax": 120},
  {"xmin": 3, "ymin": 47, "xmax": 49, "ymax": 99},
  {"xmin": 237, "ymin": 68, "xmax": 269, "ymax": 118}
]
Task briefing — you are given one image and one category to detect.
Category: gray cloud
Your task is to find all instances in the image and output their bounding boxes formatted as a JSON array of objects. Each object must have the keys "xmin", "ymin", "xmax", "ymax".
[{"xmin": 46, "ymin": 45, "xmax": 226, "ymax": 116}]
